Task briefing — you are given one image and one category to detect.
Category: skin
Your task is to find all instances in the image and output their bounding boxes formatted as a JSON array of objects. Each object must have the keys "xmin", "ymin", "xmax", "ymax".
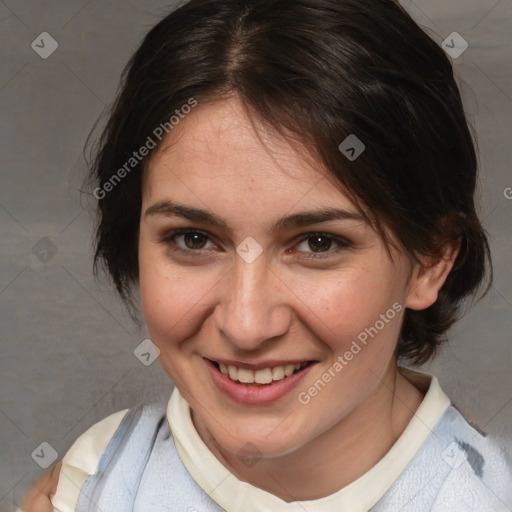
[
  {"xmin": 138, "ymin": 96, "xmax": 459, "ymax": 500},
  {"xmin": 18, "ymin": 461, "xmax": 61, "ymax": 512},
  {"xmin": 22, "ymin": 95, "xmax": 460, "ymax": 507}
]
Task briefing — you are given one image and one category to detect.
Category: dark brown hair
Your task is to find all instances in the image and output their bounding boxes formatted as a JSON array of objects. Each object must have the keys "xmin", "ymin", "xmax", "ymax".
[{"xmin": 86, "ymin": 0, "xmax": 492, "ymax": 365}]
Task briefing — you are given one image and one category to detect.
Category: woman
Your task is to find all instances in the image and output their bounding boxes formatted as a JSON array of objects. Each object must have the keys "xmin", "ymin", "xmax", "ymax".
[{"xmin": 19, "ymin": 0, "xmax": 512, "ymax": 510}]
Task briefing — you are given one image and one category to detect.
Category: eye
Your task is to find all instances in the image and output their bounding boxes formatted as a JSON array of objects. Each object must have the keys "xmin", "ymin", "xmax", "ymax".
[
  {"xmin": 159, "ymin": 228, "xmax": 350, "ymax": 260},
  {"xmin": 292, "ymin": 233, "xmax": 349, "ymax": 259},
  {"xmin": 159, "ymin": 228, "xmax": 217, "ymax": 255}
]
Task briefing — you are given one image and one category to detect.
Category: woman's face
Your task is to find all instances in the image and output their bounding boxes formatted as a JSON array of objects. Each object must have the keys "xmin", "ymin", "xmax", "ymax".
[{"xmin": 138, "ymin": 96, "xmax": 418, "ymax": 458}]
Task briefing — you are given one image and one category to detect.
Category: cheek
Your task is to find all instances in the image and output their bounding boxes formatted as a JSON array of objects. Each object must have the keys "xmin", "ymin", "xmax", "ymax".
[
  {"xmin": 138, "ymin": 244, "xmax": 216, "ymax": 349},
  {"xmin": 293, "ymin": 273, "xmax": 404, "ymax": 420},
  {"xmin": 294, "ymin": 266, "xmax": 402, "ymax": 348}
]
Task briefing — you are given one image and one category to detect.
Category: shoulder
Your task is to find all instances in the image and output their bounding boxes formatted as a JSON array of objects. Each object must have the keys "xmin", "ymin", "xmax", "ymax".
[
  {"xmin": 51, "ymin": 403, "xmax": 167, "ymax": 512},
  {"xmin": 430, "ymin": 404, "xmax": 512, "ymax": 511},
  {"xmin": 60, "ymin": 408, "xmax": 130, "ymax": 473}
]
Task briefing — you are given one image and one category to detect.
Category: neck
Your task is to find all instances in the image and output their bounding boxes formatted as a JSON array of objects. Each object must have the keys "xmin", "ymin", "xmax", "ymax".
[{"xmin": 192, "ymin": 364, "xmax": 425, "ymax": 502}]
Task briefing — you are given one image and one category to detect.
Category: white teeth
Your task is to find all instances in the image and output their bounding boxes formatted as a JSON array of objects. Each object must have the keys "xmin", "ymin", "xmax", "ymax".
[
  {"xmin": 254, "ymin": 368, "xmax": 273, "ymax": 384},
  {"xmin": 238, "ymin": 368, "xmax": 255, "ymax": 384},
  {"xmin": 216, "ymin": 361, "xmax": 310, "ymax": 384},
  {"xmin": 284, "ymin": 364, "xmax": 295, "ymax": 377},
  {"xmin": 228, "ymin": 365, "xmax": 238, "ymax": 380},
  {"xmin": 271, "ymin": 366, "xmax": 285, "ymax": 380}
]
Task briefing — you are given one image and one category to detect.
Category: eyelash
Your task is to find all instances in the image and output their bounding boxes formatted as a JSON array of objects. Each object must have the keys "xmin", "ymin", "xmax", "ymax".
[{"xmin": 159, "ymin": 228, "xmax": 350, "ymax": 260}]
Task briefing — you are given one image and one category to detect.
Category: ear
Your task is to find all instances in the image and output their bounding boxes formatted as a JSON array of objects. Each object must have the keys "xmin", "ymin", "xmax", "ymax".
[{"xmin": 405, "ymin": 237, "xmax": 462, "ymax": 311}]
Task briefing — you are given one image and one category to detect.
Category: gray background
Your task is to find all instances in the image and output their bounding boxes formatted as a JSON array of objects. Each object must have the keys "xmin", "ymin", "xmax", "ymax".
[{"xmin": 0, "ymin": 0, "xmax": 511, "ymax": 510}]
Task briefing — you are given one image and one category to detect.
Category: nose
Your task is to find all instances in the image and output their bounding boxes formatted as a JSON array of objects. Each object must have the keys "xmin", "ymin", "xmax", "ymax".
[{"xmin": 213, "ymin": 254, "xmax": 292, "ymax": 351}]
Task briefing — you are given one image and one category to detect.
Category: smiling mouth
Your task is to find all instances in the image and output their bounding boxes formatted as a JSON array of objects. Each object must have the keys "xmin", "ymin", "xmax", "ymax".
[{"xmin": 208, "ymin": 359, "xmax": 316, "ymax": 386}]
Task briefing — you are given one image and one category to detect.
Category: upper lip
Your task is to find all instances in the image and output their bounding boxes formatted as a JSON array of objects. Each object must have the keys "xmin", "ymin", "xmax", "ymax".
[{"xmin": 205, "ymin": 357, "xmax": 317, "ymax": 371}]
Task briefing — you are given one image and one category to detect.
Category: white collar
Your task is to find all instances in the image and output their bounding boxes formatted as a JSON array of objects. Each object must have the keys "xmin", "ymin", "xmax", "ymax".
[{"xmin": 167, "ymin": 369, "xmax": 451, "ymax": 512}]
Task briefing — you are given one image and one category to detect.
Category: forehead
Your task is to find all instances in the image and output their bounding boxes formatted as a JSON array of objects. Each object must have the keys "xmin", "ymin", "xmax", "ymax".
[
  {"xmin": 143, "ymin": 97, "xmax": 350, "ymax": 207},
  {"xmin": 140, "ymin": 96, "xmax": 408, "ymax": 262}
]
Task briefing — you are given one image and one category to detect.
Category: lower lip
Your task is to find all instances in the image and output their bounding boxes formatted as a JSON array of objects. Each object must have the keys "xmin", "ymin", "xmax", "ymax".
[{"xmin": 205, "ymin": 359, "xmax": 316, "ymax": 405}]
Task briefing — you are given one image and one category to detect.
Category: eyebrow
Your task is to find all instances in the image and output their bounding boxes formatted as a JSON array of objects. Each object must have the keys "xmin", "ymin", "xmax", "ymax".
[{"xmin": 144, "ymin": 199, "xmax": 364, "ymax": 233}]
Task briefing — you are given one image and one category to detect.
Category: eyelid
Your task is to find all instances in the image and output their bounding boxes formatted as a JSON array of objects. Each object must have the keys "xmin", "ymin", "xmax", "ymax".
[
  {"xmin": 159, "ymin": 227, "xmax": 218, "ymax": 251},
  {"xmin": 159, "ymin": 227, "xmax": 351, "ymax": 259},
  {"xmin": 292, "ymin": 231, "xmax": 351, "ymax": 246},
  {"xmin": 290, "ymin": 232, "xmax": 351, "ymax": 259}
]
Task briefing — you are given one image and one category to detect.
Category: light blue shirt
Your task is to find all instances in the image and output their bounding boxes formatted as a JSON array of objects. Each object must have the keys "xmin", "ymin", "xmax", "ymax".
[{"xmin": 70, "ymin": 401, "xmax": 512, "ymax": 511}]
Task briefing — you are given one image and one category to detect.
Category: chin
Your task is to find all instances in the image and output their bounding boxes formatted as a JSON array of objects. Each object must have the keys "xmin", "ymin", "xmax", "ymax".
[{"xmin": 213, "ymin": 418, "xmax": 312, "ymax": 460}]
